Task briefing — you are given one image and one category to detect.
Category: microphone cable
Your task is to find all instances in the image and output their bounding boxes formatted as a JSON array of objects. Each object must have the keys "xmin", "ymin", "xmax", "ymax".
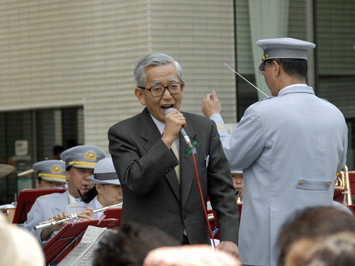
[{"xmin": 189, "ymin": 146, "xmax": 216, "ymax": 248}]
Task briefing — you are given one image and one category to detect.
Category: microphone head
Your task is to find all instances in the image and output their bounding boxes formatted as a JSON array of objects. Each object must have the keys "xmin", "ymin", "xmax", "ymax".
[{"xmin": 164, "ymin": 108, "xmax": 175, "ymax": 116}]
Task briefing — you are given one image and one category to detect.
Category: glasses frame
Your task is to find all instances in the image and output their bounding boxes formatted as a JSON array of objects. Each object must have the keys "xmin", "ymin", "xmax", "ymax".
[{"xmin": 138, "ymin": 82, "xmax": 183, "ymax": 98}]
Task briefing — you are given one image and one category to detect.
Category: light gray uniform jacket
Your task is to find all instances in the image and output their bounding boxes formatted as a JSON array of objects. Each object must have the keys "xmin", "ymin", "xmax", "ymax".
[
  {"xmin": 210, "ymin": 85, "xmax": 348, "ymax": 266},
  {"xmin": 23, "ymin": 191, "xmax": 71, "ymax": 246}
]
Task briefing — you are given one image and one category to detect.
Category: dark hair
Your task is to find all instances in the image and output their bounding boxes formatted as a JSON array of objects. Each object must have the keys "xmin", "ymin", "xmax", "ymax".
[
  {"xmin": 52, "ymin": 145, "xmax": 64, "ymax": 157},
  {"xmin": 303, "ymin": 232, "xmax": 355, "ymax": 266},
  {"xmin": 81, "ymin": 186, "xmax": 97, "ymax": 203},
  {"xmin": 93, "ymin": 222, "xmax": 180, "ymax": 266},
  {"xmin": 265, "ymin": 58, "xmax": 307, "ymax": 80},
  {"xmin": 277, "ymin": 206, "xmax": 355, "ymax": 266}
]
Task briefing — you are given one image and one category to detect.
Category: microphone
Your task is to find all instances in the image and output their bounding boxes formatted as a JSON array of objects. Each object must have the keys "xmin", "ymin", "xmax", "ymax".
[{"xmin": 165, "ymin": 108, "xmax": 193, "ymax": 149}]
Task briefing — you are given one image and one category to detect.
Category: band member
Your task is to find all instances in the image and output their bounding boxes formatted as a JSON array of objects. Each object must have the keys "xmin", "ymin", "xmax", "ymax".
[
  {"xmin": 33, "ymin": 160, "xmax": 67, "ymax": 188},
  {"xmin": 231, "ymin": 170, "xmax": 244, "ymax": 203},
  {"xmin": 23, "ymin": 145, "xmax": 105, "ymax": 245},
  {"xmin": 67, "ymin": 157, "xmax": 123, "ymax": 219},
  {"xmin": 202, "ymin": 38, "xmax": 348, "ymax": 266},
  {"xmin": 108, "ymin": 53, "xmax": 239, "ymax": 256}
]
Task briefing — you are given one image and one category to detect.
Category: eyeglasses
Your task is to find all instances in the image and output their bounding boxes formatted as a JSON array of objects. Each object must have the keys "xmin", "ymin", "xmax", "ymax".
[{"xmin": 139, "ymin": 82, "xmax": 183, "ymax": 97}]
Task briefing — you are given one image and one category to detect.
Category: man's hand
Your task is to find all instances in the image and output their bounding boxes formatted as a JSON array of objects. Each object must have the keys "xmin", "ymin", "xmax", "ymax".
[
  {"xmin": 217, "ymin": 240, "xmax": 240, "ymax": 258},
  {"xmin": 202, "ymin": 90, "xmax": 222, "ymax": 118},
  {"xmin": 40, "ymin": 211, "xmax": 69, "ymax": 241},
  {"xmin": 162, "ymin": 109, "xmax": 186, "ymax": 148},
  {"xmin": 77, "ymin": 207, "xmax": 94, "ymax": 221}
]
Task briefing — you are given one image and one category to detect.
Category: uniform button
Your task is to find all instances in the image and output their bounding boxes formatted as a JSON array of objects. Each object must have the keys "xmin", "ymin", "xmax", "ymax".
[
  {"xmin": 325, "ymin": 182, "xmax": 331, "ymax": 187},
  {"xmin": 298, "ymin": 180, "xmax": 304, "ymax": 185}
]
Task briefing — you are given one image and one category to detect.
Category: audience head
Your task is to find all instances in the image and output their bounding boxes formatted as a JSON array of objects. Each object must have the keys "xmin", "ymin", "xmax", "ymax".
[
  {"xmin": 93, "ymin": 222, "xmax": 180, "ymax": 266},
  {"xmin": 277, "ymin": 205, "xmax": 355, "ymax": 266},
  {"xmin": 285, "ymin": 232, "xmax": 355, "ymax": 266},
  {"xmin": 0, "ymin": 213, "xmax": 45, "ymax": 266},
  {"xmin": 60, "ymin": 145, "xmax": 105, "ymax": 198},
  {"xmin": 143, "ymin": 245, "xmax": 241, "ymax": 266}
]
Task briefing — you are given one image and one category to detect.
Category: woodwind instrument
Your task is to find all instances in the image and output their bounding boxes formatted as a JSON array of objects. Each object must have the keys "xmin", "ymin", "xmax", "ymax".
[{"xmin": 34, "ymin": 202, "xmax": 122, "ymax": 231}]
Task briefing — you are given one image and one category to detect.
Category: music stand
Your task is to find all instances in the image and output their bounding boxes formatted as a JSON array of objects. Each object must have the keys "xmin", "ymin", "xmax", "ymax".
[
  {"xmin": 12, "ymin": 188, "xmax": 67, "ymax": 224},
  {"xmin": 102, "ymin": 207, "xmax": 122, "ymax": 220},
  {"xmin": 44, "ymin": 218, "xmax": 120, "ymax": 265}
]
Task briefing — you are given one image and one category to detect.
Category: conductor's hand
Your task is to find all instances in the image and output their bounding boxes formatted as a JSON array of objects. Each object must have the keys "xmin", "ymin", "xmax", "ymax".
[
  {"xmin": 162, "ymin": 108, "xmax": 186, "ymax": 149},
  {"xmin": 217, "ymin": 241, "xmax": 240, "ymax": 258},
  {"xmin": 202, "ymin": 90, "xmax": 222, "ymax": 118},
  {"xmin": 40, "ymin": 211, "xmax": 69, "ymax": 241},
  {"xmin": 77, "ymin": 207, "xmax": 94, "ymax": 221}
]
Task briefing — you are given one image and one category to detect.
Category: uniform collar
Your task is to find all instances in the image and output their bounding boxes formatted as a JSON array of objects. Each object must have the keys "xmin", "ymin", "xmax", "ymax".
[{"xmin": 278, "ymin": 84, "xmax": 314, "ymax": 96}]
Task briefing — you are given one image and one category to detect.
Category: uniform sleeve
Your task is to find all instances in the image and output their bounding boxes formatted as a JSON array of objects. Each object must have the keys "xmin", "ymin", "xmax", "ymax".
[{"xmin": 210, "ymin": 105, "xmax": 266, "ymax": 170}]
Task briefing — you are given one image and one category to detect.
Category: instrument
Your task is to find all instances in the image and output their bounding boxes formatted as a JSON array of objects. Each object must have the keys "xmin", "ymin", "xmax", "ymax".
[
  {"xmin": 34, "ymin": 202, "xmax": 122, "ymax": 231},
  {"xmin": 236, "ymin": 191, "xmax": 242, "ymax": 203},
  {"xmin": 335, "ymin": 165, "xmax": 353, "ymax": 206},
  {"xmin": 0, "ymin": 164, "xmax": 15, "ymax": 178},
  {"xmin": 0, "ymin": 203, "xmax": 16, "ymax": 222}
]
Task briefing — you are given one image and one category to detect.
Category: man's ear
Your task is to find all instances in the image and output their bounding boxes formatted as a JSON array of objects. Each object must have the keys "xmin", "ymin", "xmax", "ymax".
[
  {"xmin": 273, "ymin": 61, "xmax": 281, "ymax": 77},
  {"xmin": 95, "ymin": 184, "xmax": 103, "ymax": 193},
  {"xmin": 135, "ymin": 88, "xmax": 146, "ymax": 106}
]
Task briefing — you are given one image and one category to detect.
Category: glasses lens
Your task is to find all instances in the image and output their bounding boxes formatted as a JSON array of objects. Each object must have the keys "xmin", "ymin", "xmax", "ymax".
[
  {"xmin": 168, "ymin": 83, "xmax": 181, "ymax": 95},
  {"xmin": 150, "ymin": 83, "xmax": 181, "ymax": 97},
  {"xmin": 150, "ymin": 85, "xmax": 164, "ymax": 97}
]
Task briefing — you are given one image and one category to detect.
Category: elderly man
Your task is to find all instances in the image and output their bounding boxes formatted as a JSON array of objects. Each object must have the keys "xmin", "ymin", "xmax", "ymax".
[
  {"xmin": 202, "ymin": 38, "xmax": 348, "ymax": 266},
  {"xmin": 108, "ymin": 53, "xmax": 239, "ymax": 256}
]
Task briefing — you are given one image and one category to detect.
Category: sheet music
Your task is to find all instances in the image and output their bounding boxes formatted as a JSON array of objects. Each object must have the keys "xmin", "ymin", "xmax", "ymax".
[{"xmin": 57, "ymin": 226, "xmax": 111, "ymax": 266}]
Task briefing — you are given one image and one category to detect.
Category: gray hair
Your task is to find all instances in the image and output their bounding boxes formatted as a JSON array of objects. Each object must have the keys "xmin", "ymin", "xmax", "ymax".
[{"xmin": 134, "ymin": 53, "xmax": 183, "ymax": 88}]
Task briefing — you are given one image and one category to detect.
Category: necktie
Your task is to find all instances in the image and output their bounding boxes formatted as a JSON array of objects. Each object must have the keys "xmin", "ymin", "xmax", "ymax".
[{"xmin": 171, "ymin": 142, "xmax": 180, "ymax": 183}]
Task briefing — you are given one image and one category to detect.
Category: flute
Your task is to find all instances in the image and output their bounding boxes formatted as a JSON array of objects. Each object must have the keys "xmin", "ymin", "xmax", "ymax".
[{"xmin": 34, "ymin": 202, "xmax": 122, "ymax": 231}]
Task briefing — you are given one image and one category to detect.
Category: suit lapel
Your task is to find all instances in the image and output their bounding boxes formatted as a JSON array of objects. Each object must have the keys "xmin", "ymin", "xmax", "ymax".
[
  {"xmin": 180, "ymin": 116, "xmax": 198, "ymax": 206},
  {"xmin": 140, "ymin": 108, "xmax": 181, "ymax": 202}
]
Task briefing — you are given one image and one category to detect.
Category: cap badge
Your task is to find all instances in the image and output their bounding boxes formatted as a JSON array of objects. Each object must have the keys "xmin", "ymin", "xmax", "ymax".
[
  {"xmin": 51, "ymin": 165, "xmax": 62, "ymax": 174},
  {"xmin": 261, "ymin": 54, "xmax": 269, "ymax": 62},
  {"xmin": 85, "ymin": 151, "xmax": 96, "ymax": 161}
]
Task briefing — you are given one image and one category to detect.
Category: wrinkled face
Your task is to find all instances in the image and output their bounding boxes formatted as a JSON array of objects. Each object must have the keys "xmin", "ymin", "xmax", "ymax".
[
  {"xmin": 135, "ymin": 63, "xmax": 185, "ymax": 122},
  {"xmin": 66, "ymin": 167, "xmax": 94, "ymax": 198},
  {"xmin": 232, "ymin": 173, "xmax": 244, "ymax": 192},
  {"xmin": 96, "ymin": 184, "xmax": 123, "ymax": 206}
]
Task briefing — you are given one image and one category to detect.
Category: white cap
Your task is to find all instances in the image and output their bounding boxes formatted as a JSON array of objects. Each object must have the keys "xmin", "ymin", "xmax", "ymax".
[
  {"xmin": 256, "ymin": 37, "xmax": 315, "ymax": 71},
  {"xmin": 90, "ymin": 157, "xmax": 120, "ymax": 185},
  {"xmin": 231, "ymin": 169, "xmax": 243, "ymax": 174}
]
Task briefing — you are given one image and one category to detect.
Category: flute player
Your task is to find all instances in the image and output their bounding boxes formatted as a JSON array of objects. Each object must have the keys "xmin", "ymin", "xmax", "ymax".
[{"xmin": 23, "ymin": 145, "xmax": 105, "ymax": 245}]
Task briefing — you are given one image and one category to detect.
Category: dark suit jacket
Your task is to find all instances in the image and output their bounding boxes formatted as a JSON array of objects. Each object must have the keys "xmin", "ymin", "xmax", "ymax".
[{"xmin": 108, "ymin": 108, "xmax": 239, "ymax": 244}]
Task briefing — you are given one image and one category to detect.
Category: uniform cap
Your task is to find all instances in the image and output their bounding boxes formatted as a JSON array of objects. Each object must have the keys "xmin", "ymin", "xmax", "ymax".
[
  {"xmin": 90, "ymin": 157, "xmax": 120, "ymax": 185},
  {"xmin": 256, "ymin": 37, "xmax": 315, "ymax": 71},
  {"xmin": 32, "ymin": 160, "xmax": 66, "ymax": 183},
  {"xmin": 231, "ymin": 169, "xmax": 243, "ymax": 174},
  {"xmin": 60, "ymin": 145, "xmax": 105, "ymax": 169}
]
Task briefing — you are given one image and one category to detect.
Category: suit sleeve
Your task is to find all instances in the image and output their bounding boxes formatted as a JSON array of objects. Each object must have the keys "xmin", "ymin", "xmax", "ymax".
[
  {"xmin": 206, "ymin": 120, "xmax": 239, "ymax": 244},
  {"xmin": 108, "ymin": 125, "xmax": 178, "ymax": 195}
]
